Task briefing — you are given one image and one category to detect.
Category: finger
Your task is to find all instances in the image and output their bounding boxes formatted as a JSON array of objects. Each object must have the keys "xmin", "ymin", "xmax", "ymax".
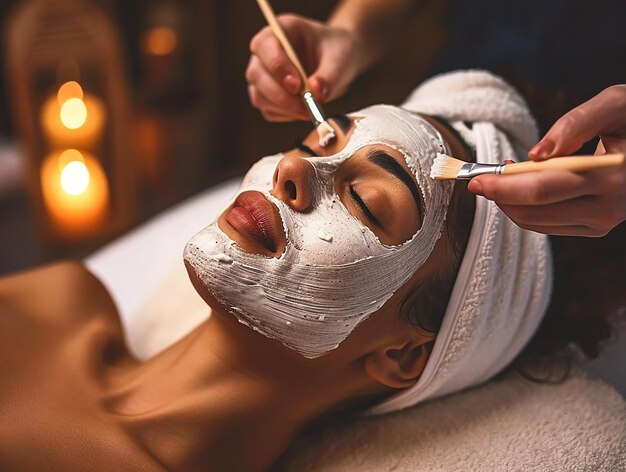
[
  {"xmin": 529, "ymin": 85, "xmax": 626, "ymax": 159},
  {"xmin": 308, "ymin": 43, "xmax": 351, "ymax": 103},
  {"xmin": 307, "ymin": 75, "xmax": 328, "ymax": 103},
  {"xmin": 468, "ymin": 169, "xmax": 598, "ymax": 205},
  {"xmin": 245, "ymin": 55, "xmax": 265, "ymax": 88},
  {"xmin": 252, "ymin": 73, "xmax": 309, "ymax": 119},
  {"xmin": 261, "ymin": 109, "xmax": 298, "ymax": 123},
  {"xmin": 247, "ymin": 55, "xmax": 309, "ymax": 119},
  {"xmin": 497, "ymin": 195, "xmax": 617, "ymax": 228},
  {"xmin": 245, "ymin": 53, "xmax": 268, "ymax": 78},
  {"xmin": 247, "ymin": 85, "xmax": 308, "ymax": 122},
  {"xmin": 249, "ymin": 26, "xmax": 302, "ymax": 95},
  {"xmin": 247, "ymin": 85, "xmax": 289, "ymax": 121},
  {"xmin": 309, "ymin": 58, "xmax": 340, "ymax": 103},
  {"xmin": 246, "ymin": 54, "xmax": 309, "ymax": 115}
]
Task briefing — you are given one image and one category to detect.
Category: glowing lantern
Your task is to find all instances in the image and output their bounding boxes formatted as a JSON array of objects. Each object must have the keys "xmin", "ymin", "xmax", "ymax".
[{"xmin": 6, "ymin": 0, "xmax": 135, "ymax": 245}]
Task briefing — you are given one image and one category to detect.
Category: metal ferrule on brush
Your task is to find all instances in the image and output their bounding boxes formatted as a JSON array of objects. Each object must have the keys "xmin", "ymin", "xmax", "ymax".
[
  {"xmin": 303, "ymin": 90, "xmax": 325, "ymax": 126},
  {"xmin": 456, "ymin": 162, "xmax": 506, "ymax": 179}
]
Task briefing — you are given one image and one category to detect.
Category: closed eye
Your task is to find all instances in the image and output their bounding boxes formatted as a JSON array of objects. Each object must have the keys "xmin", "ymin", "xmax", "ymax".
[{"xmin": 349, "ymin": 185, "xmax": 382, "ymax": 228}]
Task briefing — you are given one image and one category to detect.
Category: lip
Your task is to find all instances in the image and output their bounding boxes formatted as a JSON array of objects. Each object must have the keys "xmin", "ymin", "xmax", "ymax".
[{"xmin": 224, "ymin": 191, "xmax": 285, "ymax": 254}]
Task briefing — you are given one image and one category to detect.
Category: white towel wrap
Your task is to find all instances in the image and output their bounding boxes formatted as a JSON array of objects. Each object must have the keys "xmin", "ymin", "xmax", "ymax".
[{"xmin": 370, "ymin": 70, "xmax": 553, "ymax": 414}]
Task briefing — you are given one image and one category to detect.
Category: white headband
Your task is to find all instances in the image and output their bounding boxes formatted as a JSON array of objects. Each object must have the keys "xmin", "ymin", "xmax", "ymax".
[{"xmin": 370, "ymin": 70, "xmax": 552, "ymax": 413}]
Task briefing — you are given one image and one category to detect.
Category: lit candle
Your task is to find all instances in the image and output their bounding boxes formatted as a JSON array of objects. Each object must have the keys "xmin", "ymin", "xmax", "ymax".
[
  {"xmin": 40, "ymin": 81, "xmax": 107, "ymax": 150},
  {"xmin": 40, "ymin": 149, "xmax": 109, "ymax": 238}
]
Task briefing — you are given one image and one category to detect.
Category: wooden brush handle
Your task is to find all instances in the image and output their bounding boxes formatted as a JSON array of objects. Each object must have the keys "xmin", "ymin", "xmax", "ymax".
[
  {"xmin": 255, "ymin": 0, "xmax": 309, "ymax": 91},
  {"xmin": 502, "ymin": 153, "xmax": 625, "ymax": 175}
]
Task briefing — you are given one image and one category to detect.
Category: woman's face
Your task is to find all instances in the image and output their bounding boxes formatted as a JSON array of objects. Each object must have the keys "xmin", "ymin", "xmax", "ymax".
[
  {"xmin": 184, "ymin": 105, "xmax": 454, "ymax": 358},
  {"xmin": 219, "ymin": 115, "xmax": 423, "ymax": 255}
]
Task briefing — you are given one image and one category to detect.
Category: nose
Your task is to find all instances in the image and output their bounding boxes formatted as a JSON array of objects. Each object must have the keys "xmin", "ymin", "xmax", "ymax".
[{"xmin": 271, "ymin": 155, "xmax": 314, "ymax": 211}]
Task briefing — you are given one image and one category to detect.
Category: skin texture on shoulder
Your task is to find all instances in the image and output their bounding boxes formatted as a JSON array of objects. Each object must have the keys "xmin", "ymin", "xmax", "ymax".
[
  {"xmin": 0, "ymin": 261, "xmax": 121, "ymax": 337},
  {"xmin": 0, "ymin": 262, "xmax": 163, "ymax": 472}
]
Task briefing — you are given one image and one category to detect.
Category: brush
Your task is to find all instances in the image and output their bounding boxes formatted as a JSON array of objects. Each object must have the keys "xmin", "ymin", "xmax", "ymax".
[
  {"xmin": 430, "ymin": 153, "xmax": 625, "ymax": 180},
  {"xmin": 255, "ymin": 0, "xmax": 335, "ymax": 147}
]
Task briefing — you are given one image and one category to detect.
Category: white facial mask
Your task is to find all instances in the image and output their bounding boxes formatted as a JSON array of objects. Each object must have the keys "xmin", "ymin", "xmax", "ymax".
[{"xmin": 184, "ymin": 105, "xmax": 453, "ymax": 358}]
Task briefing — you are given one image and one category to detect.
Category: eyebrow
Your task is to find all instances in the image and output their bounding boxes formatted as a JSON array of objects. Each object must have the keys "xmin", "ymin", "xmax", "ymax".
[
  {"xmin": 367, "ymin": 149, "xmax": 423, "ymax": 220},
  {"xmin": 293, "ymin": 114, "xmax": 351, "ymax": 158},
  {"xmin": 294, "ymin": 138, "xmax": 317, "ymax": 157},
  {"xmin": 328, "ymin": 114, "xmax": 351, "ymax": 134}
]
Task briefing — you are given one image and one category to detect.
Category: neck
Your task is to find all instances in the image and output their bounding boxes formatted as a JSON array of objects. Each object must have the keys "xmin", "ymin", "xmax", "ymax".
[{"xmin": 104, "ymin": 307, "xmax": 363, "ymax": 472}]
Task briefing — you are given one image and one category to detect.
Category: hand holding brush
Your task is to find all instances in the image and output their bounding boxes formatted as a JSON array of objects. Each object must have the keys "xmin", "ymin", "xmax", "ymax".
[
  {"xmin": 431, "ymin": 153, "xmax": 624, "ymax": 180},
  {"xmin": 460, "ymin": 85, "xmax": 626, "ymax": 237}
]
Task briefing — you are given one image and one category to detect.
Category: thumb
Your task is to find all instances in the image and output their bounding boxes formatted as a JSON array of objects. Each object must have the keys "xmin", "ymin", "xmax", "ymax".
[
  {"xmin": 528, "ymin": 108, "xmax": 590, "ymax": 161},
  {"xmin": 308, "ymin": 55, "xmax": 344, "ymax": 103},
  {"xmin": 307, "ymin": 75, "xmax": 329, "ymax": 103},
  {"xmin": 529, "ymin": 85, "xmax": 626, "ymax": 160}
]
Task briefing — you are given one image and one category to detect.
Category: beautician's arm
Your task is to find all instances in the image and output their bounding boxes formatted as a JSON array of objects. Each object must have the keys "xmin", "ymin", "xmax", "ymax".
[
  {"xmin": 468, "ymin": 85, "xmax": 626, "ymax": 237},
  {"xmin": 246, "ymin": 0, "xmax": 417, "ymax": 121}
]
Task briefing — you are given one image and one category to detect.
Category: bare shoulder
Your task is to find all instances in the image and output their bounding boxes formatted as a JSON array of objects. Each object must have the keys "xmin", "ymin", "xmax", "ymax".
[{"xmin": 0, "ymin": 261, "xmax": 121, "ymax": 331}]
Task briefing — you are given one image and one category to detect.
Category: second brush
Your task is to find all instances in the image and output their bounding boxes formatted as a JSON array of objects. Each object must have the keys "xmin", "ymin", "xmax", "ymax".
[{"xmin": 430, "ymin": 153, "xmax": 625, "ymax": 180}]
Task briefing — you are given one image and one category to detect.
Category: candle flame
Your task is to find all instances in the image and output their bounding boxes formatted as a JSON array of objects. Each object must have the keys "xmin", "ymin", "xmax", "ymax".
[
  {"xmin": 60, "ymin": 97, "xmax": 88, "ymax": 129},
  {"xmin": 57, "ymin": 81, "xmax": 84, "ymax": 105},
  {"xmin": 41, "ymin": 149, "xmax": 109, "ymax": 237},
  {"xmin": 60, "ymin": 159, "xmax": 90, "ymax": 195}
]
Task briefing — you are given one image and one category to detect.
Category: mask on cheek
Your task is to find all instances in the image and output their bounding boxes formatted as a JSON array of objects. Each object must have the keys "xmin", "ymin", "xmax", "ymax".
[{"xmin": 184, "ymin": 105, "xmax": 454, "ymax": 358}]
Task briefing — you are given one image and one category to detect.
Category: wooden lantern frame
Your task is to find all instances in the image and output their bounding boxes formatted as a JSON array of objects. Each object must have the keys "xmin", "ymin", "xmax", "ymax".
[{"xmin": 5, "ymin": 0, "xmax": 135, "ymax": 245}]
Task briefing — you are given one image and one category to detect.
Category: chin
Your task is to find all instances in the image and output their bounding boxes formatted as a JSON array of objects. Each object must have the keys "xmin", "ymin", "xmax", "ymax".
[{"xmin": 183, "ymin": 258, "xmax": 219, "ymax": 309}]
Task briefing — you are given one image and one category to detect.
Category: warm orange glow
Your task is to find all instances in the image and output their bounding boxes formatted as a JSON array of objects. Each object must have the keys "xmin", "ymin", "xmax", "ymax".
[
  {"xmin": 60, "ymin": 159, "xmax": 90, "ymax": 195},
  {"xmin": 143, "ymin": 27, "xmax": 178, "ymax": 56},
  {"xmin": 41, "ymin": 150, "xmax": 109, "ymax": 237},
  {"xmin": 60, "ymin": 97, "xmax": 88, "ymax": 129},
  {"xmin": 57, "ymin": 81, "xmax": 84, "ymax": 105},
  {"xmin": 41, "ymin": 90, "xmax": 106, "ymax": 150}
]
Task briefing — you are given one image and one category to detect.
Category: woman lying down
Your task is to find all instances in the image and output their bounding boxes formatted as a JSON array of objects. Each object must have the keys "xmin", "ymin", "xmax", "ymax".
[{"xmin": 0, "ymin": 71, "xmax": 617, "ymax": 471}]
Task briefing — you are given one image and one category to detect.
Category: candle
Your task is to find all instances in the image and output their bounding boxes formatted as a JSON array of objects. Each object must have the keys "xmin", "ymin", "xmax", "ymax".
[
  {"xmin": 40, "ymin": 149, "xmax": 109, "ymax": 238},
  {"xmin": 40, "ymin": 81, "xmax": 107, "ymax": 150}
]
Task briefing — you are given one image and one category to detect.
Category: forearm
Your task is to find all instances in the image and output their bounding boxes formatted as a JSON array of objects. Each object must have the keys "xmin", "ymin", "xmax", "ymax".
[{"xmin": 328, "ymin": 0, "xmax": 420, "ymax": 72}]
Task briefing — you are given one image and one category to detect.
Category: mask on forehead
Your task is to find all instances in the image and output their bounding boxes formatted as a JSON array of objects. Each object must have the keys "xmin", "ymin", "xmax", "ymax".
[{"xmin": 184, "ymin": 105, "xmax": 454, "ymax": 358}]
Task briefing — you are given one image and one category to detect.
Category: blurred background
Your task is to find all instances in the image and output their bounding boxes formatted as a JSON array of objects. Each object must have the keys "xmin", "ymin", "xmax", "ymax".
[
  {"xmin": 0, "ymin": 0, "xmax": 448, "ymax": 275},
  {"xmin": 0, "ymin": 0, "xmax": 624, "ymax": 275}
]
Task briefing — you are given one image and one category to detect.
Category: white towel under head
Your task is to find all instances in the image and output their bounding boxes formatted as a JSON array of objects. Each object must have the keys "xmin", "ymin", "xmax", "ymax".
[{"xmin": 370, "ymin": 71, "xmax": 553, "ymax": 414}]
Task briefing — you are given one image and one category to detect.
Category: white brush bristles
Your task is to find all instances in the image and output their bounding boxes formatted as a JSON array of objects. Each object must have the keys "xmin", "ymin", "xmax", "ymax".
[
  {"xmin": 317, "ymin": 121, "xmax": 336, "ymax": 147},
  {"xmin": 430, "ymin": 153, "xmax": 466, "ymax": 180}
]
